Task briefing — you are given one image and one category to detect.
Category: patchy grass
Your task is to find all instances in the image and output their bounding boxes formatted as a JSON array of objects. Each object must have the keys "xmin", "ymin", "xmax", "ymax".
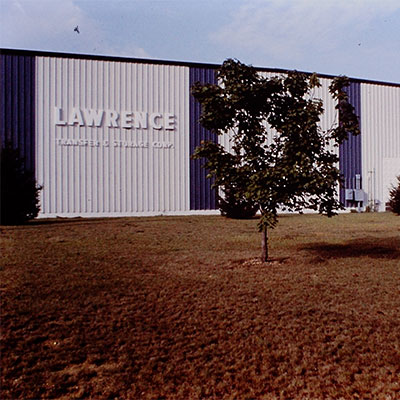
[{"xmin": 1, "ymin": 213, "xmax": 400, "ymax": 399}]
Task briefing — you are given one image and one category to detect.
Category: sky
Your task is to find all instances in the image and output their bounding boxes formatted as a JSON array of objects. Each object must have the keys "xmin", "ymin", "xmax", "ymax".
[{"xmin": 1, "ymin": 0, "xmax": 400, "ymax": 83}]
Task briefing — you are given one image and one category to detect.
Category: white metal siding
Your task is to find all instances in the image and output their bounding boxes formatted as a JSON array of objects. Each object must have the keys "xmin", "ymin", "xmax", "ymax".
[
  {"xmin": 36, "ymin": 57, "xmax": 190, "ymax": 217},
  {"xmin": 216, "ymin": 73, "xmax": 340, "ymax": 207},
  {"xmin": 217, "ymin": 72, "xmax": 287, "ymax": 151},
  {"xmin": 361, "ymin": 83, "xmax": 400, "ymax": 210},
  {"xmin": 313, "ymin": 77, "xmax": 340, "ymax": 156},
  {"xmin": 218, "ymin": 74, "xmax": 338, "ymax": 154}
]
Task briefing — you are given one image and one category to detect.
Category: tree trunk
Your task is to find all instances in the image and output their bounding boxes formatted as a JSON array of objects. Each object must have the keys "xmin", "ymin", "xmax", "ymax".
[{"xmin": 261, "ymin": 225, "xmax": 268, "ymax": 262}]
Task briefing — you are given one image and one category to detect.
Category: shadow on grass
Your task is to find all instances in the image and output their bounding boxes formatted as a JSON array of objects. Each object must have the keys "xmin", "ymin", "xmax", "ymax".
[
  {"xmin": 28, "ymin": 218, "xmax": 106, "ymax": 225},
  {"xmin": 4, "ymin": 217, "xmax": 131, "ymax": 228},
  {"xmin": 301, "ymin": 237, "xmax": 400, "ymax": 260}
]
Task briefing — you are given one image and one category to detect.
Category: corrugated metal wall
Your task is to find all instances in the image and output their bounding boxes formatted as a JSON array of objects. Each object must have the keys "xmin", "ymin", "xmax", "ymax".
[
  {"xmin": 361, "ymin": 83, "xmax": 400, "ymax": 210},
  {"xmin": 0, "ymin": 53, "xmax": 35, "ymax": 171},
  {"xmin": 218, "ymin": 71, "xmax": 287, "ymax": 153},
  {"xmin": 3, "ymin": 49, "xmax": 399, "ymax": 218},
  {"xmin": 218, "ymin": 74, "xmax": 340, "ymax": 203},
  {"xmin": 339, "ymin": 81, "xmax": 362, "ymax": 207},
  {"xmin": 313, "ymin": 77, "xmax": 339, "ymax": 147},
  {"xmin": 189, "ymin": 67, "xmax": 217, "ymax": 210},
  {"xmin": 36, "ymin": 56, "xmax": 190, "ymax": 217},
  {"xmin": 219, "ymin": 74, "xmax": 338, "ymax": 151}
]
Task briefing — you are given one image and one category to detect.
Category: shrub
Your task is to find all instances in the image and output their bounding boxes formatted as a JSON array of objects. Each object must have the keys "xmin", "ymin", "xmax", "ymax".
[
  {"xmin": 388, "ymin": 175, "xmax": 400, "ymax": 215},
  {"xmin": 218, "ymin": 186, "xmax": 258, "ymax": 219},
  {"xmin": 0, "ymin": 143, "xmax": 42, "ymax": 225}
]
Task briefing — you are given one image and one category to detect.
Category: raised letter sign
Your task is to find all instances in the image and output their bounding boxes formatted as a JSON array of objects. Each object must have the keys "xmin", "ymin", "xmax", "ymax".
[
  {"xmin": 165, "ymin": 113, "xmax": 175, "ymax": 130},
  {"xmin": 133, "ymin": 112, "xmax": 147, "ymax": 129},
  {"xmin": 121, "ymin": 111, "xmax": 133, "ymax": 129},
  {"xmin": 68, "ymin": 108, "xmax": 85, "ymax": 126},
  {"xmin": 150, "ymin": 113, "xmax": 162, "ymax": 130},
  {"xmin": 83, "ymin": 109, "xmax": 104, "ymax": 127},
  {"xmin": 105, "ymin": 110, "xmax": 119, "ymax": 127},
  {"xmin": 54, "ymin": 107, "xmax": 67, "ymax": 125}
]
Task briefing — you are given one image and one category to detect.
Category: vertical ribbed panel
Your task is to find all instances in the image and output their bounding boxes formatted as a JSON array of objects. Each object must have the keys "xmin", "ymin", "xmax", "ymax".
[
  {"xmin": 219, "ymin": 73, "xmax": 340, "ymax": 202},
  {"xmin": 220, "ymin": 73, "xmax": 338, "ymax": 151},
  {"xmin": 36, "ymin": 56, "xmax": 190, "ymax": 217},
  {"xmin": 361, "ymin": 83, "xmax": 400, "ymax": 211},
  {"xmin": 219, "ymin": 72, "xmax": 282, "ymax": 153},
  {"xmin": 339, "ymin": 81, "xmax": 362, "ymax": 206},
  {"xmin": 314, "ymin": 77, "xmax": 342, "ymax": 202},
  {"xmin": 312, "ymin": 76, "xmax": 339, "ymax": 148},
  {"xmin": 0, "ymin": 54, "xmax": 35, "ymax": 171},
  {"xmin": 189, "ymin": 67, "xmax": 217, "ymax": 210}
]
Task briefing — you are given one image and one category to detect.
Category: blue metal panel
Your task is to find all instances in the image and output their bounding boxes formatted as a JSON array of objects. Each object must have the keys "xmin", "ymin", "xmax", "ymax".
[
  {"xmin": 0, "ymin": 53, "xmax": 35, "ymax": 172},
  {"xmin": 339, "ymin": 81, "xmax": 362, "ymax": 206},
  {"xmin": 189, "ymin": 67, "xmax": 218, "ymax": 210}
]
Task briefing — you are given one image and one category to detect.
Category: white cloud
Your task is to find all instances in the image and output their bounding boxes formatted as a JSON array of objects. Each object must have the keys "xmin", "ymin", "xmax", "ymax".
[
  {"xmin": 211, "ymin": 0, "xmax": 400, "ymax": 65},
  {"xmin": 1, "ymin": 0, "xmax": 84, "ymax": 47},
  {"xmin": 0, "ymin": 0, "xmax": 150, "ymax": 58},
  {"xmin": 1, "ymin": 0, "xmax": 398, "ymax": 81}
]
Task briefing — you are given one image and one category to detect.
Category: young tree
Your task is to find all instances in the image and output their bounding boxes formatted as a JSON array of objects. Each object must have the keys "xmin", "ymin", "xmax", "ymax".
[
  {"xmin": 388, "ymin": 176, "xmax": 400, "ymax": 215},
  {"xmin": 192, "ymin": 59, "xmax": 360, "ymax": 261},
  {"xmin": 0, "ymin": 142, "xmax": 42, "ymax": 225}
]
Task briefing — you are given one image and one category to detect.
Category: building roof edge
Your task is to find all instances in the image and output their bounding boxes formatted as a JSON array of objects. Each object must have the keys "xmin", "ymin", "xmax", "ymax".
[{"xmin": 1, "ymin": 48, "xmax": 399, "ymax": 87}]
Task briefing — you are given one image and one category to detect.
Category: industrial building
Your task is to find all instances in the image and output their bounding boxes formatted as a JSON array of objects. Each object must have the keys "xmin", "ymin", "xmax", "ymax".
[{"xmin": 1, "ymin": 48, "xmax": 399, "ymax": 218}]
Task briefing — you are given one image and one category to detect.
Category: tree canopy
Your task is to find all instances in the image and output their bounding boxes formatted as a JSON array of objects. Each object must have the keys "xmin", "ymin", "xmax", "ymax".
[
  {"xmin": 389, "ymin": 176, "xmax": 400, "ymax": 215},
  {"xmin": 191, "ymin": 59, "xmax": 360, "ymax": 261},
  {"xmin": 0, "ymin": 142, "xmax": 42, "ymax": 225}
]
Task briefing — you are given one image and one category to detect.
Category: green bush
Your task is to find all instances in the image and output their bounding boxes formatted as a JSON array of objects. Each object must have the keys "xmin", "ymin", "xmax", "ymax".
[
  {"xmin": 388, "ymin": 175, "xmax": 400, "ymax": 215},
  {"xmin": 218, "ymin": 186, "xmax": 258, "ymax": 219},
  {"xmin": 0, "ymin": 143, "xmax": 42, "ymax": 225}
]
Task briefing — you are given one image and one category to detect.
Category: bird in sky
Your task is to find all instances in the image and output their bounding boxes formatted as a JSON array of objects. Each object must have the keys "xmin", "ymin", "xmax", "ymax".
[{"xmin": 74, "ymin": 26, "xmax": 80, "ymax": 34}]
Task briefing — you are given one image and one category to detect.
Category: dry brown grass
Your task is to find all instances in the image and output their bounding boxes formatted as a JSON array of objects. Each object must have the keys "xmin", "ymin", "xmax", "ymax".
[{"xmin": 1, "ymin": 213, "xmax": 400, "ymax": 399}]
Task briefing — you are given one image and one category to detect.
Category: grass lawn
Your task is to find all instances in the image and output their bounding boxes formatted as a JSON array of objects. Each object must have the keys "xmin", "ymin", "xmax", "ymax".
[{"xmin": 1, "ymin": 212, "xmax": 400, "ymax": 399}]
